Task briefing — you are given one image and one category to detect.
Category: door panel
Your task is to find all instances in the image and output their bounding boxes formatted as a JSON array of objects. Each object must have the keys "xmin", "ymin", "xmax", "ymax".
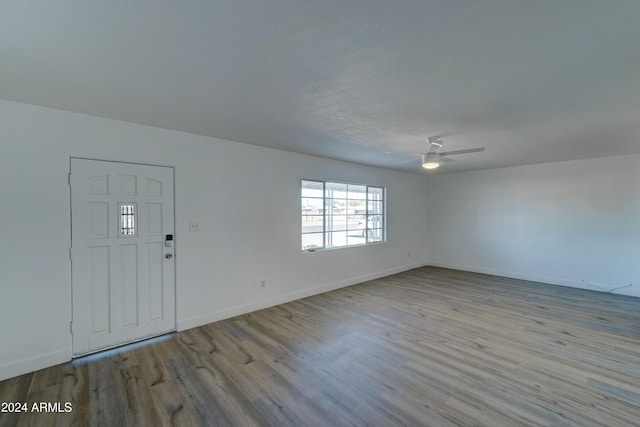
[
  {"xmin": 71, "ymin": 159, "xmax": 175, "ymax": 356},
  {"xmin": 120, "ymin": 243, "xmax": 138, "ymax": 327},
  {"xmin": 90, "ymin": 245, "xmax": 110, "ymax": 334}
]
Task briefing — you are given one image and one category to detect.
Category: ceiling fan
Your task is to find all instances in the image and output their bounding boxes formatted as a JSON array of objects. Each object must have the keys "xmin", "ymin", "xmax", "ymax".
[{"xmin": 419, "ymin": 136, "xmax": 485, "ymax": 170}]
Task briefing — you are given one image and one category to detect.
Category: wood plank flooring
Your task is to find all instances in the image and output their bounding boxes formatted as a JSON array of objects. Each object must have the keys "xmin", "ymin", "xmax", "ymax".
[{"xmin": 1, "ymin": 266, "xmax": 639, "ymax": 426}]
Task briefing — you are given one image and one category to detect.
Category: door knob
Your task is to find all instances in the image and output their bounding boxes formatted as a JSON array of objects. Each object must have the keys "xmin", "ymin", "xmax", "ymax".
[{"xmin": 165, "ymin": 253, "xmax": 173, "ymax": 259}]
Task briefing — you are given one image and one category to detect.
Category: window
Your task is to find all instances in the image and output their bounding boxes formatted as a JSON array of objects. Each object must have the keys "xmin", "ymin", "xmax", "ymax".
[
  {"xmin": 118, "ymin": 203, "xmax": 137, "ymax": 237},
  {"xmin": 302, "ymin": 180, "xmax": 385, "ymax": 250}
]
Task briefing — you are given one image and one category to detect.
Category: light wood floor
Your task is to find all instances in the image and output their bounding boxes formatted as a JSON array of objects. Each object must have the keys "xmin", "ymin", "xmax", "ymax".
[{"xmin": 1, "ymin": 266, "xmax": 639, "ymax": 426}]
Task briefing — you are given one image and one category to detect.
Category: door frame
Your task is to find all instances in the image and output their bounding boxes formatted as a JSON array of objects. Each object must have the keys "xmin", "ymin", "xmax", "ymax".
[{"xmin": 69, "ymin": 157, "xmax": 178, "ymax": 356}]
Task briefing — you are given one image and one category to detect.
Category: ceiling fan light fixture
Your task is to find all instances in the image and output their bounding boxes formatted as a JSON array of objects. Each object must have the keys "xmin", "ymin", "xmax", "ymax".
[{"xmin": 422, "ymin": 153, "xmax": 440, "ymax": 169}]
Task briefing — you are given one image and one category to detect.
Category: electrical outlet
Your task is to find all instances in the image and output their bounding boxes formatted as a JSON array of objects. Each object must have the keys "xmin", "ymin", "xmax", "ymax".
[
  {"xmin": 189, "ymin": 222, "xmax": 200, "ymax": 232},
  {"xmin": 260, "ymin": 280, "xmax": 266, "ymax": 289}
]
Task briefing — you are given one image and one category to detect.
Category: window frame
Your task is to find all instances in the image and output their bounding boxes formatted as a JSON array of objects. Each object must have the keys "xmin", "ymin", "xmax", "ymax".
[{"xmin": 301, "ymin": 179, "xmax": 386, "ymax": 251}]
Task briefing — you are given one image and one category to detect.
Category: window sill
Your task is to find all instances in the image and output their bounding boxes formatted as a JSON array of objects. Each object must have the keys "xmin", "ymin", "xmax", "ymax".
[{"xmin": 302, "ymin": 241, "xmax": 386, "ymax": 253}]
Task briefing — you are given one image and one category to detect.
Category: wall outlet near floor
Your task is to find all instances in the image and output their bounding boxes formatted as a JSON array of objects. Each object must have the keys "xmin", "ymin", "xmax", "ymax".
[{"xmin": 189, "ymin": 222, "xmax": 200, "ymax": 232}]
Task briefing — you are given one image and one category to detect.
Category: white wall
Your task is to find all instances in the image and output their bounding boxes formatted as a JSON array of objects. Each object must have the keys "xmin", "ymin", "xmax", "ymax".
[
  {"xmin": 427, "ymin": 154, "xmax": 640, "ymax": 298},
  {"xmin": 0, "ymin": 99, "xmax": 429, "ymax": 381}
]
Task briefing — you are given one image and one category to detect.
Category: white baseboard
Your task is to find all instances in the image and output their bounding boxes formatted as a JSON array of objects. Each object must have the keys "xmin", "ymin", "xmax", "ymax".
[
  {"xmin": 427, "ymin": 261, "xmax": 640, "ymax": 298},
  {"xmin": 0, "ymin": 348, "xmax": 70, "ymax": 382},
  {"xmin": 177, "ymin": 261, "xmax": 427, "ymax": 331}
]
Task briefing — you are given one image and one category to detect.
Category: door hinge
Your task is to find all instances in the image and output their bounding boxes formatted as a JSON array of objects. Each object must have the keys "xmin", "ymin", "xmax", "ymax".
[
  {"xmin": 68, "ymin": 172, "xmax": 71, "ymax": 186},
  {"xmin": 69, "ymin": 247, "xmax": 72, "ymax": 261},
  {"xmin": 70, "ymin": 321, "xmax": 73, "ymax": 334}
]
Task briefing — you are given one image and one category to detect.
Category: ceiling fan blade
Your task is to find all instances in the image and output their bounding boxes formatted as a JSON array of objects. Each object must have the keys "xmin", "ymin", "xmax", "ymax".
[
  {"xmin": 427, "ymin": 135, "xmax": 448, "ymax": 153},
  {"xmin": 439, "ymin": 147, "xmax": 485, "ymax": 156},
  {"xmin": 398, "ymin": 156, "xmax": 421, "ymax": 163},
  {"xmin": 427, "ymin": 134, "xmax": 452, "ymax": 143},
  {"xmin": 440, "ymin": 156, "xmax": 455, "ymax": 163}
]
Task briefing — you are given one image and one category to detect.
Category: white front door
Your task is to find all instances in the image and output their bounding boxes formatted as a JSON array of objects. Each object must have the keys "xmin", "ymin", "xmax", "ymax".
[{"xmin": 70, "ymin": 159, "xmax": 176, "ymax": 356}]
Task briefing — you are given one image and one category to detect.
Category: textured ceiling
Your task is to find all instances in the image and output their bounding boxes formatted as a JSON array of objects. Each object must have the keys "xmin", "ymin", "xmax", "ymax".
[{"xmin": 2, "ymin": 1, "xmax": 640, "ymax": 174}]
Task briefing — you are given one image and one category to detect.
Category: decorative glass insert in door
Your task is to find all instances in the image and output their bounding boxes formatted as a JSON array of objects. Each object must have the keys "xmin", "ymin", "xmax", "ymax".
[{"xmin": 118, "ymin": 203, "xmax": 137, "ymax": 237}]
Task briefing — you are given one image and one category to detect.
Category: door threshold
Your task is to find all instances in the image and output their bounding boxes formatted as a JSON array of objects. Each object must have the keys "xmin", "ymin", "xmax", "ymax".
[{"xmin": 72, "ymin": 331, "xmax": 176, "ymax": 360}]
